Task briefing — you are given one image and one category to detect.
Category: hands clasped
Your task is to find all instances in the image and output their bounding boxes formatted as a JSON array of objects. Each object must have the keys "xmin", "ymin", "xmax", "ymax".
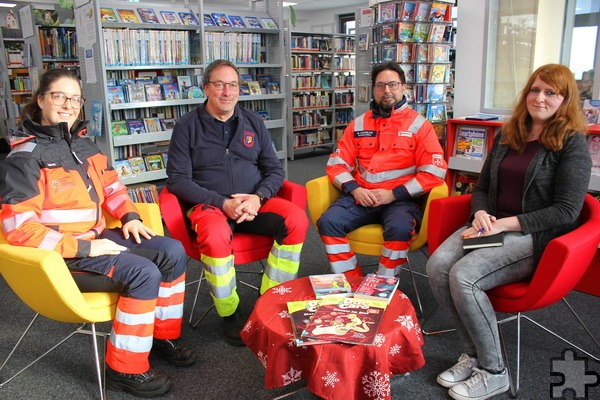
[
  {"xmin": 223, "ymin": 193, "xmax": 261, "ymax": 223},
  {"xmin": 351, "ymin": 187, "xmax": 395, "ymax": 207}
]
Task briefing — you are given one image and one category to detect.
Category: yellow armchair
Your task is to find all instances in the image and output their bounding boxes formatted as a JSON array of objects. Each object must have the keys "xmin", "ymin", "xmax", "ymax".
[
  {"xmin": 0, "ymin": 202, "xmax": 163, "ymax": 399},
  {"xmin": 306, "ymin": 176, "xmax": 449, "ymax": 313}
]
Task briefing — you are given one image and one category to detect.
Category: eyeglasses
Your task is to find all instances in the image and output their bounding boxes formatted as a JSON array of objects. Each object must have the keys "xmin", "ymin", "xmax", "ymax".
[
  {"xmin": 209, "ymin": 81, "xmax": 240, "ymax": 91},
  {"xmin": 374, "ymin": 81, "xmax": 403, "ymax": 91},
  {"xmin": 45, "ymin": 92, "xmax": 85, "ymax": 108}
]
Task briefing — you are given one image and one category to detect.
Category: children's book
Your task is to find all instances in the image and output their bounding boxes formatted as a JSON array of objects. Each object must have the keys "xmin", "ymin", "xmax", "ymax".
[
  {"xmin": 256, "ymin": 74, "xmax": 272, "ymax": 88},
  {"xmin": 240, "ymin": 73, "xmax": 254, "ymax": 83},
  {"xmin": 429, "ymin": 2, "xmax": 449, "ymax": 21},
  {"xmin": 228, "ymin": 15, "xmax": 246, "ymax": 28},
  {"xmin": 415, "ymin": 43, "xmax": 428, "ymax": 62},
  {"xmin": 184, "ymin": 86, "xmax": 204, "ymax": 99},
  {"xmin": 583, "ymin": 99, "xmax": 600, "ymax": 125},
  {"xmin": 257, "ymin": 111, "xmax": 271, "ymax": 121},
  {"xmin": 126, "ymin": 119, "xmax": 146, "ymax": 135},
  {"xmin": 397, "ymin": 22, "xmax": 415, "ymax": 41},
  {"xmin": 287, "ymin": 300, "xmax": 335, "ymax": 346},
  {"xmin": 378, "ymin": 2, "xmax": 396, "ymax": 23},
  {"xmin": 308, "ymin": 274, "xmax": 352, "ymax": 299},
  {"xmin": 145, "ymin": 154, "xmax": 165, "ymax": 170},
  {"xmin": 176, "ymin": 75, "xmax": 192, "ymax": 90},
  {"xmin": 114, "ymin": 159, "xmax": 132, "ymax": 176},
  {"xmin": 416, "ymin": 64, "xmax": 430, "ymax": 83},
  {"xmin": 358, "ymin": 33, "xmax": 369, "ymax": 51},
  {"xmin": 354, "ymin": 274, "xmax": 399, "ymax": 305},
  {"xmin": 301, "ymin": 296, "xmax": 388, "ymax": 345},
  {"xmin": 162, "ymin": 83, "xmax": 180, "ymax": 100},
  {"xmin": 160, "ymin": 11, "xmax": 181, "ymax": 24},
  {"xmin": 156, "ymin": 75, "xmax": 174, "ymax": 84},
  {"xmin": 247, "ymin": 81, "xmax": 262, "ymax": 96},
  {"xmin": 400, "ymin": 2, "xmax": 416, "ymax": 20},
  {"xmin": 266, "ymin": 82, "xmax": 280, "ymax": 94},
  {"xmin": 160, "ymin": 118, "xmax": 176, "ymax": 131},
  {"xmin": 143, "ymin": 117, "xmax": 162, "ymax": 133},
  {"xmin": 430, "ymin": 43, "xmax": 450, "ymax": 63},
  {"xmin": 100, "ymin": 8, "xmax": 118, "ymax": 22},
  {"xmin": 111, "ymin": 120, "xmax": 128, "ymax": 136},
  {"xmin": 211, "ymin": 13, "xmax": 231, "ymax": 27},
  {"xmin": 426, "ymin": 83, "xmax": 445, "ymax": 102},
  {"xmin": 116, "ymin": 9, "xmax": 139, "ymax": 23},
  {"xmin": 427, "ymin": 103, "xmax": 446, "ymax": 122},
  {"xmin": 137, "ymin": 8, "xmax": 160, "ymax": 24},
  {"xmin": 453, "ymin": 171, "xmax": 479, "ymax": 196},
  {"xmin": 178, "ymin": 11, "xmax": 199, "ymax": 25},
  {"xmin": 239, "ymin": 84, "xmax": 250, "ymax": 96},
  {"xmin": 260, "ymin": 17, "xmax": 278, "ymax": 29},
  {"xmin": 203, "ymin": 14, "xmax": 215, "ymax": 26},
  {"xmin": 428, "ymin": 23, "xmax": 446, "ymax": 42},
  {"xmin": 144, "ymin": 84, "xmax": 163, "ymax": 101},
  {"xmin": 107, "ymin": 86, "xmax": 125, "ymax": 104},
  {"xmin": 381, "ymin": 44, "xmax": 396, "ymax": 62},
  {"xmin": 413, "ymin": 22, "xmax": 430, "ymax": 42},
  {"xmin": 588, "ymin": 135, "xmax": 600, "ymax": 176},
  {"xmin": 244, "ymin": 16, "xmax": 263, "ymax": 28},
  {"xmin": 126, "ymin": 83, "xmax": 146, "ymax": 103},
  {"xmin": 128, "ymin": 156, "xmax": 147, "ymax": 174},
  {"xmin": 397, "ymin": 43, "xmax": 413, "ymax": 63},
  {"xmin": 380, "ymin": 23, "xmax": 396, "ymax": 42},
  {"xmin": 414, "ymin": 1, "xmax": 431, "ymax": 21},
  {"xmin": 429, "ymin": 64, "xmax": 447, "ymax": 83},
  {"xmin": 455, "ymin": 126, "xmax": 486, "ymax": 159}
]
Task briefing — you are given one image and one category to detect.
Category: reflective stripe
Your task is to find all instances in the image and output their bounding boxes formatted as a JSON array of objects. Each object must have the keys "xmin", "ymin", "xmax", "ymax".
[
  {"xmin": 155, "ymin": 304, "xmax": 183, "ymax": 321},
  {"xmin": 418, "ymin": 164, "xmax": 447, "ymax": 179},
  {"xmin": 404, "ymin": 178, "xmax": 425, "ymax": 197},
  {"xmin": 105, "ymin": 180, "xmax": 126, "ymax": 196},
  {"xmin": 41, "ymin": 208, "xmax": 97, "ymax": 224},
  {"xmin": 104, "ymin": 193, "xmax": 132, "ymax": 211},
  {"xmin": 326, "ymin": 155, "xmax": 352, "ymax": 169},
  {"xmin": 330, "ymin": 256, "xmax": 358, "ymax": 273},
  {"xmin": 407, "ymin": 114, "xmax": 426, "ymax": 134},
  {"xmin": 264, "ymin": 242, "xmax": 301, "ymax": 283},
  {"xmin": 11, "ymin": 142, "xmax": 37, "ymax": 154},
  {"xmin": 264, "ymin": 264, "xmax": 297, "ymax": 284},
  {"xmin": 38, "ymin": 230, "xmax": 64, "ymax": 251},
  {"xmin": 1, "ymin": 210, "xmax": 38, "ymax": 232},
  {"xmin": 206, "ymin": 276, "xmax": 237, "ymax": 298},
  {"xmin": 269, "ymin": 242, "xmax": 302, "ymax": 263},
  {"xmin": 201, "ymin": 254, "xmax": 234, "ymax": 275},
  {"xmin": 355, "ymin": 114, "xmax": 365, "ymax": 131},
  {"xmin": 201, "ymin": 254, "xmax": 237, "ymax": 299},
  {"xmin": 110, "ymin": 333, "xmax": 153, "ymax": 353},
  {"xmin": 158, "ymin": 279, "xmax": 185, "ymax": 298},
  {"xmin": 325, "ymin": 242, "xmax": 352, "ymax": 255},
  {"xmin": 376, "ymin": 264, "xmax": 403, "ymax": 277},
  {"xmin": 359, "ymin": 164, "xmax": 416, "ymax": 184},
  {"xmin": 115, "ymin": 309, "xmax": 155, "ymax": 326},
  {"xmin": 381, "ymin": 246, "xmax": 409, "ymax": 261},
  {"xmin": 333, "ymin": 171, "xmax": 355, "ymax": 188}
]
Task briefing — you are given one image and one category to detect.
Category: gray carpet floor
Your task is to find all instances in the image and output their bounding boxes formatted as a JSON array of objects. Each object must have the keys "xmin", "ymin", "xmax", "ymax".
[{"xmin": 0, "ymin": 151, "xmax": 599, "ymax": 399}]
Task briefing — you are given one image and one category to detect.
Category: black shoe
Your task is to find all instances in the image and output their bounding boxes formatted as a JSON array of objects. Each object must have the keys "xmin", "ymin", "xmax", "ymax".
[
  {"xmin": 151, "ymin": 338, "xmax": 197, "ymax": 366},
  {"xmin": 106, "ymin": 366, "xmax": 173, "ymax": 398},
  {"xmin": 223, "ymin": 308, "xmax": 246, "ymax": 346}
]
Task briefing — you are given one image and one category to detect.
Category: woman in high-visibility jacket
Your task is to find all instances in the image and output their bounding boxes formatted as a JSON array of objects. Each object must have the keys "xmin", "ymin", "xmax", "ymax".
[{"xmin": 0, "ymin": 69, "xmax": 194, "ymax": 398}]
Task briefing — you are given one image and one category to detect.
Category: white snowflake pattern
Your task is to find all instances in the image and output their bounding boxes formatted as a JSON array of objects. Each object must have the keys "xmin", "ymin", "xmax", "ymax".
[
  {"xmin": 321, "ymin": 371, "xmax": 340, "ymax": 388},
  {"xmin": 372, "ymin": 333, "xmax": 386, "ymax": 347},
  {"xmin": 389, "ymin": 344, "xmax": 402, "ymax": 356},
  {"xmin": 361, "ymin": 370, "xmax": 391, "ymax": 399},
  {"xmin": 282, "ymin": 367, "xmax": 302, "ymax": 385},
  {"xmin": 278, "ymin": 310, "xmax": 289, "ymax": 319},
  {"xmin": 272, "ymin": 285, "xmax": 293, "ymax": 295},
  {"xmin": 395, "ymin": 315, "xmax": 415, "ymax": 331},
  {"xmin": 242, "ymin": 320, "xmax": 253, "ymax": 332},
  {"xmin": 257, "ymin": 350, "xmax": 267, "ymax": 368}
]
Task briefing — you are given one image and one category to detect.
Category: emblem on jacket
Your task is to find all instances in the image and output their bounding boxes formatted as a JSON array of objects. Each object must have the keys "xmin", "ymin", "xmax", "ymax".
[
  {"xmin": 243, "ymin": 131, "xmax": 256, "ymax": 147},
  {"xmin": 432, "ymin": 154, "xmax": 443, "ymax": 166}
]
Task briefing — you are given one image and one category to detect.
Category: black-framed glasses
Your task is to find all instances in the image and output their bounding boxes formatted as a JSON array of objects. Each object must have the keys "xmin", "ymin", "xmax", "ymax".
[
  {"xmin": 45, "ymin": 92, "xmax": 85, "ymax": 108},
  {"xmin": 208, "ymin": 81, "xmax": 240, "ymax": 91},
  {"xmin": 374, "ymin": 81, "xmax": 402, "ymax": 91}
]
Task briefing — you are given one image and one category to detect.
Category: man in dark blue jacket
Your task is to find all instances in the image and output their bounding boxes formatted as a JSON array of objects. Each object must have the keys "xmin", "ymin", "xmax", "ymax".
[{"xmin": 166, "ymin": 59, "xmax": 308, "ymax": 345}]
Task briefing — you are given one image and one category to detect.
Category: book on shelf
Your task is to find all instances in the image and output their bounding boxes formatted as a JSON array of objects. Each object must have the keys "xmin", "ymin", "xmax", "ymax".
[
  {"xmin": 429, "ymin": 2, "xmax": 450, "ymax": 21},
  {"xmin": 300, "ymin": 295, "xmax": 388, "ymax": 345},
  {"xmin": 414, "ymin": 1, "xmax": 432, "ymax": 21},
  {"xmin": 256, "ymin": 74, "xmax": 272, "ymax": 89},
  {"xmin": 428, "ymin": 23, "xmax": 446, "ymax": 42},
  {"xmin": 128, "ymin": 156, "xmax": 147, "ymax": 174},
  {"xmin": 228, "ymin": 15, "xmax": 246, "ymax": 28},
  {"xmin": 116, "ymin": 9, "xmax": 140, "ymax": 23},
  {"xmin": 267, "ymin": 82, "xmax": 280, "ymax": 94},
  {"xmin": 111, "ymin": 120, "xmax": 128, "ymax": 136},
  {"xmin": 588, "ymin": 135, "xmax": 600, "ymax": 177},
  {"xmin": 463, "ymin": 232, "xmax": 505, "ymax": 250},
  {"xmin": 380, "ymin": 23, "xmax": 396, "ymax": 42},
  {"xmin": 160, "ymin": 11, "xmax": 181, "ymax": 24},
  {"xmin": 184, "ymin": 86, "xmax": 204, "ymax": 99},
  {"xmin": 358, "ymin": 85, "xmax": 370, "ymax": 103},
  {"xmin": 453, "ymin": 171, "xmax": 479, "ymax": 196},
  {"xmin": 178, "ymin": 11, "xmax": 199, "ymax": 25},
  {"xmin": 400, "ymin": 64, "xmax": 415, "ymax": 83},
  {"xmin": 155, "ymin": 76, "xmax": 172, "ymax": 84},
  {"xmin": 127, "ymin": 119, "xmax": 147, "ymax": 135},
  {"xmin": 413, "ymin": 23, "xmax": 430, "ymax": 42},
  {"xmin": 33, "ymin": 9, "xmax": 59, "ymax": 25},
  {"xmin": 257, "ymin": 111, "xmax": 271, "ymax": 121},
  {"xmin": 429, "ymin": 64, "xmax": 447, "ymax": 83},
  {"xmin": 426, "ymin": 84, "xmax": 445, "ymax": 102},
  {"xmin": 162, "ymin": 83, "xmax": 181, "ymax": 100},
  {"xmin": 239, "ymin": 84, "xmax": 250, "ymax": 96},
  {"xmin": 203, "ymin": 14, "xmax": 216, "ymax": 26},
  {"xmin": 244, "ymin": 16, "xmax": 263, "ymax": 28},
  {"xmin": 89, "ymin": 100, "xmax": 103, "ymax": 137},
  {"xmin": 454, "ymin": 126, "xmax": 486, "ymax": 159},
  {"xmin": 416, "ymin": 64, "xmax": 430, "ymax": 83},
  {"xmin": 107, "ymin": 86, "xmax": 125, "ymax": 105},
  {"xmin": 464, "ymin": 112, "xmax": 502, "ymax": 121},
  {"xmin": 145, "ymin": 154, "xmax": 165, "ymax": 171},
  {"xmin": 261, "ymin": 17, "xmax": 278, "ymax": 29},
  {"xmin": 287, "ymin": 300, "xmax": 335, "ymax": 346},
  {"xmin": 381, "ymin": 44, "xmax": 396, "ymax": 62},
  {"xmin": 114, "ymin": 159, "xmax": 132, "ymax": 176},
  {"xmin": 127, "ymin": 183, "xmax": 159, "ymax": 203},
  {"xmin": 136, "ymin": 77, "xmax": 155, "ymax": 85},
  {"xmin": 358, "ymin": 33, "xmax": 369, "ymax": 51},
  {"xmin": 378, "ymin": 2, "xmax": 396, "ymax": 23},
  {"xmin": 397, "ymin": 22, "xmax": 415, "ymax": 41},
  {"xmin": 415, "ymin": 43, "xmax": 428, "ymax": 62},
  {"xmin": 145, "ymin": 84, "xmax": 163, "ymax": 101},
  {"xmin": 247, "ymin": 81, "xmax": 262, "ymax": 96},
  {"xmin": 427, "ymin": 104, "xmax": 446, "ymax": 123},
  {"xmin": 137, "ymin": 8, "xmax": 161, "ymax": 24},
  {"xmin": 400, "ymin": 2, "xmax": 416, "ymax": 20},
  {"xmin": 126, "ymin": 83, "xmax": 147, "ymax": 103},
  {"xmin": 100, "ymin": 7, "xmax": 118, "ymax": 22},
  {"xmin": 143, "ymin": 117, "xmax": 162, "ymax": 133},
  {"xmin": 354, "ymin": 274, "xmax": 399, "ymax": 305},
  {"xmin": 240, "ymin": 73, "xmax": 254, "ymax": 83},
  {"xmin": 582, "ymin": 99, "xmax": 600, "ymax": 125},
  {"xmin": 211, "ymin": 12, "xmax": 231, "ymax": 27},
  {"xmin": 430, "ymin": 43, "xmax": 450, "ymax": 63},
  {"xmin": 308, "ymin": 274, "xmax": 352, "ymax": 299},
  {"xmin": 160, "ymin": 118, "xmax": 176, "ymax": 131}
]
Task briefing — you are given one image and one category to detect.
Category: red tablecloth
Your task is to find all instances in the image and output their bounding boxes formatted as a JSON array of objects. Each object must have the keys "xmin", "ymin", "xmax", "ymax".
[{"xmin": 241, "ymin": 276, "xmax": 425, "ymax": 400}]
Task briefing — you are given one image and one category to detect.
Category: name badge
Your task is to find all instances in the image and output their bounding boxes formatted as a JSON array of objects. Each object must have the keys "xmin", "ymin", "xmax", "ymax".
[
  {"xmin": 398, "ymin": 131, "xmax": 413, "ymax": 137},
  {"xmin": 354, "ymin": 130, "xmax": 377, "ymax": 138}
]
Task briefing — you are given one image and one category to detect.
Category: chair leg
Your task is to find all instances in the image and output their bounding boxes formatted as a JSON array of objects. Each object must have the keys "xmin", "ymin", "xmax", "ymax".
[
  {"xmin": 419, "ymin": 302, "xmax": 456, "ymax": 336},
  {"xmin": 188, "ymin": 268, "xmax": 205, "ymax": 325},
  {"xmin": 403, "ymin": 258, "xmax": 424, "ymax": 316},
  {"xmin": 89, "ymin": 323, "xmax": 105, "ymax": 400},
  {"xmin": 498, "ymin": 314, "xmax": 520, "ymax": 397}
]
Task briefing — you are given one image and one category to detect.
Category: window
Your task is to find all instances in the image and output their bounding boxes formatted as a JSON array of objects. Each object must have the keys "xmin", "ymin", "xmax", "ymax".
[
  {"xmin": 569, "ymin": 0, "xmax": 599, "ymax": 101},
  {"xmin": 339, "ymin": 13, "xmax": 355, "ymax": 35}
]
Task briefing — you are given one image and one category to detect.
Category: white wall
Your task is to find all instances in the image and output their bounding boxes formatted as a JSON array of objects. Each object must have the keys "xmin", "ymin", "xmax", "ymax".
[{"xmin": 286, "ymin": 5, "xmax": 358, "ymax": 33}]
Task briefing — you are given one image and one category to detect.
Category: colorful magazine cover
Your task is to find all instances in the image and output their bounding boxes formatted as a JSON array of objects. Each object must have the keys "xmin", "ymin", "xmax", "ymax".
[
  {"xmin": 244, "ymin": 16, "xmax": 263, "ymax": 28},
  {"xmin": 261, "ymin": 17, "xmax": 278, "ymax": 29},
  {"xmin": 107, "ymin": 86, "xmax": 125, "ymax": 104},
  {"xmin": 162, "ymin": 83, "xmax": 181, "ymax": 100},
  {"xmin": 137, "ymin": 8, "xmax": 161, "ymax": 24},
  {"xmin": 111, "ymin": 120, "xmax": 128, "ymax": 136},
  {"xmin": 308, "ymin": 274, "xmax": 352, "ymax": 299},
  {"xmin": 145, "ymin": 154, "xmax": 165, "ymax": 170},
  {"xmin": 211, "ymin": 13, "xmax": 231, "ymax": 27},
  {"xmin": 301, "ymin": 296, "xmax": 388, "ymax": 345},
  {"xmin": 353, "ymin": 274, "xmax": 399, "ymax": 305},
  {"xmin": 203, "ymin": 14, "xmax": 216, "ymax": 26},
  {"xmin": 228, "ymin": 15, "xmax": 246, "ymax": 28},
  {"xmin": 143, "ymin": 117, "xmax": 162, "ymax": 133},
  {"xmin": 144, "ymin": 84, "xmax": 163, "ymax": 101},
  {"xmin": 287, "ymin": 300, "xmax": 335, "ymax": 346},
  {"xmin": 114, "ymin": 159, "xmax": 132, "ymax": 176},
  {"xmin": 116, "ymin": 9, "xmax": 140, "ymax": 23},
  {"xmin": 178, "ymin": 11, "xmax": 199, "ymax": 25},
  {"xmin": 160, "ymin": 118, "xmax": 176, "ymax": 131},
  {"xmin": 160, "ymin": 11, "xmax": 181, "ymax": 24},
  {"xmin": 99, "ymin": 8, "xmax": 118, "ymax": 22},
  {"xmin": 455, "ymin": 126, "xmax": 486, "ymax": 159},
  {"xmin": 126, "ymin": 119, "xmax": 146, "ymax": 135},
  {"xmin": 128, "ymin": 156, "xmax": 147, "ymax": 174}
]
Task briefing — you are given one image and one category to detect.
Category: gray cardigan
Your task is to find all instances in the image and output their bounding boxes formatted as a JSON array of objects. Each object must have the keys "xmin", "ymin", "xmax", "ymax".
[{"xmin": 471, "ymin": 131, "xmax": 592, "ymax": 266}]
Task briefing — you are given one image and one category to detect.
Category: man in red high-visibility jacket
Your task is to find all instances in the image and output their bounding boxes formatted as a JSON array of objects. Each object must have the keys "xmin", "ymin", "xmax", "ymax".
[{"xmin": 317, "ymin": 62, "xmax": 447, "ymax": 278}]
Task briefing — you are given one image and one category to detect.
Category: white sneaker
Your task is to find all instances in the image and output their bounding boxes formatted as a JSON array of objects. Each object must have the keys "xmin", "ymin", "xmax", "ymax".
[
  {"xmin": 437, "ymin": 353, "xmax": 480, "ymax": 388},
  {"xmin": 449, "ymin": 367, "xmax": 510, "ymax": 400}
]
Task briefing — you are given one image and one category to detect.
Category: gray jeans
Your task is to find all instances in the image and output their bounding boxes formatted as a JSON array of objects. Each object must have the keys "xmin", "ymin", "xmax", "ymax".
[{"xmin": 426, "ymin": 226, "xmax": 535, "ymax": 371}]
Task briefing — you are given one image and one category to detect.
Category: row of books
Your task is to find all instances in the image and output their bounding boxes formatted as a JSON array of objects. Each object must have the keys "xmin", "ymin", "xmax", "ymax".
[
  {"xmin": 290, "ymin": 36, "xmax": 356, "ymax": 53},
  {"xmin": 240, "ymin": 81, "xmax": 280, "ymax": 96},
  {"xmin": 334, "ymin": 91, "xmax": 354, "ymax": 106},
  {"xmin": 127, "ymin": 184, "xmax": 160, "ymax": 204},
  {"xmin": 413, "ymin": 103, "xmax": 447, "ymax": 123},
  {"xmin": 115, "ymin": 153, "xmax": 167, "ymax": 177},
  {"xmin": 376, "ymin": 1, "xmax": 452, "ymax": 24},
  {"xmin": 102, "ymin": 28, "xmax": 192, "ymax": 66},
  {"xmin": 335, "ymin": 108, "xmax": 355, "ymax": 124},
  {"xmin": 203, "ymin": 13, "xmax": 277, "ymax": 29},
  {"xmin": 292, "ymin": 110, "xmax": 331, "ymax": 129},
  {"xmin": 107, "ymin": 83, "xmax": 203, "ymax": 105},
  {"xmin": 287, "ymin": 274, "xmax": 400, "ymax": 346},
  {"xmin": 111, "ymin": 104, "xmax": 191, "ymax": 125},
  {"xmin": 290, "ymin": 55, "xmax": 332, "ymax": 71},
  {"xmin": 293, "ymin": 130, "xmax": 333, "ymax": 148},
  {"xmin": 111, "ymin": 118, "xmax": 176, "ymax": 136},
  {"xmin": 405, "ymin": 83, "xmax": 446, "ymax": 103},
  {"xmin": 291, "ymin": 74, "xmax": 333, "ymax": 90},
  {"xmin": 38, "ymin": 27, "xmax": 77, "ymax": 59},
  {"xmin": 395, "ymin": 42, "xmax": 451, "ymax": 63},
  {"xmin": 100, "ymin": 7, "xmax": 200, "ymax": 25},
  {"xmin": 381, "ymin": 60, "xmax": 449, "ymax": 84},
  {"xmin": 334, "ymin": 56, "xmax": 356, "ymax": 71},
  {"xmin": 204, "ymin": 32, "xmax": 266, "ymax": 64},
  {"xmin": 292, "ymin": 93, "xmax": 331, "ymax": 109},
  {"xmin": 374, "ymin": 22, "xmax": 451, "ymax": 44}
]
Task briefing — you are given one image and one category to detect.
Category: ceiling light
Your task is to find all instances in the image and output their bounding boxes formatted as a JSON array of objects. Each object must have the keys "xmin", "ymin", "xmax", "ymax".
[
  {"xmin": 283, "ymin": 2, "xmax": 297, "ymax": 6},
  {"xmin": 0, "ymin": 2, "xmax": 17, "ymax": 7}
]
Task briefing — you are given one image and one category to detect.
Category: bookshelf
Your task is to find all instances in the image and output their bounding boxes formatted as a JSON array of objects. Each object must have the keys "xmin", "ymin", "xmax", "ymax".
[
  {"xmin": 74, "ymin": 0, "xmax": 287, "ymax": 186},
  {"xmin": 0, "ymin": 26, "xmax": 29, "ymax": 136},
  {"xmin": 285, "ymin": 29, "xmax": 355, "ymax": 159}
]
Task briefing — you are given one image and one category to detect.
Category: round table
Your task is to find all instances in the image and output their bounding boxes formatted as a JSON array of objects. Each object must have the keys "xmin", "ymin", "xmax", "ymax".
[{"xmin": 240, "ymin": 276, "xmax": 425, "ymax": 400}]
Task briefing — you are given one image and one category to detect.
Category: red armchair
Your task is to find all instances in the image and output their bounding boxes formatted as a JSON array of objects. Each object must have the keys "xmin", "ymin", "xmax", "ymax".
[
  {"xmin": 427, "ymin": 193, "xmax": 600, "ymax": 395},
  {"xmin": 159, "ymin": 180, "xmax": 307, "ymax": 327}
]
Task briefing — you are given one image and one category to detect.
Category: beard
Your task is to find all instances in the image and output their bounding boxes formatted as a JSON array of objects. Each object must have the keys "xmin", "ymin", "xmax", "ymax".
[{"xmin": 377, "ymin": 95, "xmax": 398, "ymax": 112}]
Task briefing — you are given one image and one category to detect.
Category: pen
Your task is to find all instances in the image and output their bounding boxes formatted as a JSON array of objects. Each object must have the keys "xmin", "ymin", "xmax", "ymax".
[{"xmin": 477, "ymin": 227, "xmax": 484, "ymax": 237}]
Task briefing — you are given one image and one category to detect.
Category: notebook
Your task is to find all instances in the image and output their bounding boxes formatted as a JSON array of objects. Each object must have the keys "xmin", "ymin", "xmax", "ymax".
[{"xmin": 462, "ymin": 232, "xmax": 504, "ymax": 250}]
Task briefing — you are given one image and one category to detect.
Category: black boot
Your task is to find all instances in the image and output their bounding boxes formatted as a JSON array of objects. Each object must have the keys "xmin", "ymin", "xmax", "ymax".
[
  {"xmin": 106, "ymin": 365, "xmax": 172, "ymax": 398},
  {"xmin": 151, "ymin": 338, "xmax": 197, "ymax": 366},
  {"xmin": 222, "ymin": 308, "xmax": 246, "ymax": 346}
]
